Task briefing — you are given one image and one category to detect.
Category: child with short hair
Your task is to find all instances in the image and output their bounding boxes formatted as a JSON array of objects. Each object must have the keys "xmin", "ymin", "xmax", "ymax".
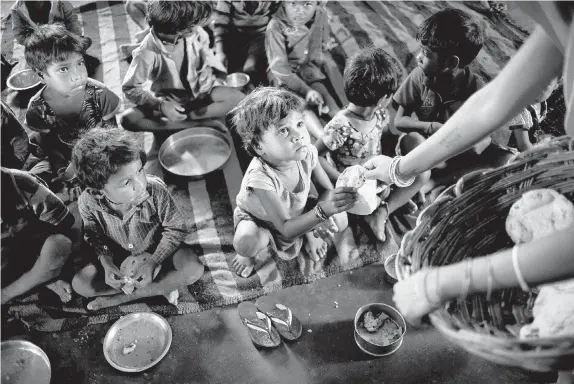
[
  {"xmin": 265, "ymin": 1, "xmax": 348, "ymax": 139},
  {"xmin": 231, "ymin": 87, "xmax": 357, "ymax": 278},
  {"xmin": 212, "ymin": 1, "xmax": 280, "ymax": 85},
  {"xmin": 120, "ymin": 0, "xmax": 245, "ymax": 134},
  {"xmin": 393, "ymin": 9, "xmax": 505, "ymax": 186},
  {"xmin": 21, "ymin": 24, "xmax": 120, "ymax": 199},
  {"xmin": 1, "ymin": 167, "xmax": 74, "ymax": 304},
  {"xmin": 71, "ymin": 128, "xmax": 204, "ymax": 311},
  {"xmin": 315, "ymin": 47, "xmax": 430, "ymax": 241}
]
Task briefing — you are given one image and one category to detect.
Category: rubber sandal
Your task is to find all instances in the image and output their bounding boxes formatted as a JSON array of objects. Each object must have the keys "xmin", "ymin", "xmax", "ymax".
[
  {"xmin": 237, "ymin": 302, "xmax": 281, "ymax": 348},
  {"xmin": 255, "ymin": 296, "xmax": 303, "ymax": 341}
]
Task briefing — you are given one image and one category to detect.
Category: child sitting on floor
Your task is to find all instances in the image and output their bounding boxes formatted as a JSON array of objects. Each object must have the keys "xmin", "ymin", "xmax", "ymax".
[
  {"xmin": 21, "ymin": 24, "xmax": 120, "ymax": 201},
  {"xmin": 120, "ymin": 0, "xmax": 245, "ymax": 135},
  {"xmin": 71, "ymin": 128, "xmax": 204, "ymax": 311},
  {"xmin": 1, "ymin": 167, "xmax": 74, "ymax": 304},
  {"xmin": 393, "ymin": 9, "xmax": 507, "ymax": 187},
  {"xmin": 212, "ymin": 1, "xmax": 280, "ymax": 86},
  {"xmin": 11, "ymin": 0, "xmax": 83, "ymax": 45},
  {"xmin": 492, "ymin": 77, "xmax": 559, "ymax": 152},
  {"xmin": 266, "ymin": 1, "xmax": 348, "ymax": 139},
  {"xmin": 231, "ymin": 87, "xmax": 358, "ymax": 278},
  {"xmin": 315, "ymin": 47, "xmax": 430, "ymax": 241}
]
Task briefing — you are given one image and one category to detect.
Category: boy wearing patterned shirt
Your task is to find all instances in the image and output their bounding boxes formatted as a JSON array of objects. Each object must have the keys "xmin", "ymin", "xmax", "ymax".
[{"xmin": 71, "ymin": 129, "xmax": 204, "ymax": 311}]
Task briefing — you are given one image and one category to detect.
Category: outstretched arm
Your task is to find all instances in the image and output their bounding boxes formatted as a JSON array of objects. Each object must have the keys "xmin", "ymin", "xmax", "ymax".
[{"xmin": 397, "ymin": 27, "xmax": 563, "ymax": 179}]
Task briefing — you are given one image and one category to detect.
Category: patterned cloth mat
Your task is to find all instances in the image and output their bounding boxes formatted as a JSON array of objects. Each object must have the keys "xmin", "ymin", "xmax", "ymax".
[{"xmin": 0, "ymin": 1, "xmax": 527, "ymax": 332}]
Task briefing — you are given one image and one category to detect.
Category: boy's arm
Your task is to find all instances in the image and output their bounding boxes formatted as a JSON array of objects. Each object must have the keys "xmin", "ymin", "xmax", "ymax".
[
  {"xmin": 61, "ymin": 1, "xmax": 82, "ymax": 37},
  {"xmin": 122, "ymin": 51, "xmax": 163, "ymax": 111},
  {"xmin": 311, "ymin": 160, "xmax": 334, "ymax": 194},
  {"xmin": 28, "ymin": 175, "xmax": 75, "ymax": 236},
  {"xmin": 212, "ymin": 0, "xmax": 231, "ymax": 52},
  {"xmin": 512, "ymin": 127, "xmax": 533, "ymax": 152},
  {"xmin": 394, "ymin": 105, "xmax": 440, "ymax": 134},
  {"xmin": 266, "ymin": 21, "xmax": 312, "ymax": 96},
  {"xmin": 150, "ymin": 184, "xmax": 187, "ymax": 265}
]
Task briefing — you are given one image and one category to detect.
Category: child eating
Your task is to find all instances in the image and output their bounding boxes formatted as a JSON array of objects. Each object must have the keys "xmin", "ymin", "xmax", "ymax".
[
  {"xmin": 1, "ymin": 167, "xmax": 74, "ymax": 304},
  {"xmin": 231, "ymin": 87, "xmax": 358, "ymax": 278},
  {"xmin": 212, "ymin": 1, "xmax": 280, "ymax": 86},
  {"xmin": 70, "ymin": 128, "xmax": 204, "ymax": 310},
  {"xmin": 22, "ymin": 24, "xmax": 120, "ymax": 200},
  {"xmin": 266, "ymin": 1, "xmax": 348, "ymax": 139},
  {"xmin": 315, "ymin": 47, "xmax": 430, "ymax": 241},
  {"xmin": 120, "ymin": 0, "xmax": 245, "ymax": 135}
]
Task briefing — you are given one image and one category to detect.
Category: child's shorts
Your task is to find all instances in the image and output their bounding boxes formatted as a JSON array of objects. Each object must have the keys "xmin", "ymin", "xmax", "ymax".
[{"xmin": 233, "ymin": 206, "xmax": 303, "ymax": 261}]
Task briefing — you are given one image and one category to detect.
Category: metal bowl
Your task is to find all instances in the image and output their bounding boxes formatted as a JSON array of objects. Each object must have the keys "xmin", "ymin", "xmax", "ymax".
[
  {"xmin": 1, "ymin": 340, "xmax": 51, "ymax": 384},
  {"xmin": 158, "ymin": 125, "xmax": 232, "ymax": 177},
  {"xmin": 103, "ymin": 312, "xmax": 172, "ymax": 372},
  {"xmin": 226, "ymin": 72, "xmax": 250, "ymax": 89},
  {"xmin": 384, "ymin": 254, "xmax": 398, "ymax": 285},
  {"xmin": 7, "ymin": 69, "xmax": 42, "ymax": 91},
  {"xmin": 354, "ymin": 303, "xmax": 406, "ymax": 357}
]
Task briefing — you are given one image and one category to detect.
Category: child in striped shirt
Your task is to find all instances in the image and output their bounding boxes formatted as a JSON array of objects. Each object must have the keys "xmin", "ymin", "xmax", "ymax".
[{"xmin": 71, "ymin": 129, "xmax": 204, "ymax": 311}]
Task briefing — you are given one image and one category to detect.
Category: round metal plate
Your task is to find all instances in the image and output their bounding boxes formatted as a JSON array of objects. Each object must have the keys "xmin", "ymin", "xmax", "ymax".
[
  {"xmin": 158, "ymin": 126, "xmax": 232, "ymax": 177},
  {"xmin": 7, "ymin": 69, "xmax": 42, "ymax": 91},
  {"xmin": 103, "ymin": 312, "xmax": 172, "ymax": 372},
  {"xmin": 1, "ymin": 340, "xmax": 51, "ymax": 384}
]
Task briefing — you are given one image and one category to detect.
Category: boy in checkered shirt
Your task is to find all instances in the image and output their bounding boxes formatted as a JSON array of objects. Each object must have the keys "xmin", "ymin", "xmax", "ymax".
[{"xmin": 71, "ymin": 128, "xmax": 204, "ymax": 310}]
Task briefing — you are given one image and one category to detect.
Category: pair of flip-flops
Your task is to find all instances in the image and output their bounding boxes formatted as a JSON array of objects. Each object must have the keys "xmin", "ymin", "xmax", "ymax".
[{"xmin": 237, "ymin": 296, "xmax": 303, "ymax": 348}]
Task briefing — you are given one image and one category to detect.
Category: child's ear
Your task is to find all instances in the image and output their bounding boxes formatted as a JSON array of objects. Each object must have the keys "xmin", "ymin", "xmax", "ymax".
[
  {"xmin": 251, "ymin": 142, "xmax": 264, "ymax": 156},
  {"xmin": 447, "ymin": 55, "xmax": 460, "ymax": 70},
  {"xmin": 88, "ymin": 188, "xmax": 105, "ymax": 199}
]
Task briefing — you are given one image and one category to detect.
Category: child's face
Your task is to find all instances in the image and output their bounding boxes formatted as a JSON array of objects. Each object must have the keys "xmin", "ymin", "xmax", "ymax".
[
  {"xmin": 533, "ymin": 78, "xmax": 558, "ymax": 103},
  {"xmin": 416, "ymin": 44, "xmax": 449, "ymax": 77},
  {"xmin": 256, "ymin": 110, "xmax": 311, "ymax": 163},
  {"xmin": 284, "ymin": 1, "xmax": 318, "ymax": 26},
  {"xmin": 41, "ymin": 52, "xmax": 87, "ymax": 96},
  {"xmin": 101, "ymin": 159, "xmax": 147, "ymax": 205}
]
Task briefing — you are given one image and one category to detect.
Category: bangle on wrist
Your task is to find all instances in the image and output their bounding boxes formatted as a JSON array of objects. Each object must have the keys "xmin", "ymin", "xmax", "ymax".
[
  {"xmin": 512, "ymin": 245, "xmax": 530, "ymax": 292},
  {"xmin": 313, "ymin": 203, "xmax": 328, "ymax": 222},
  {"xmin": 388, "ymin": 156, "xmax": 415, "ymax": 188}
]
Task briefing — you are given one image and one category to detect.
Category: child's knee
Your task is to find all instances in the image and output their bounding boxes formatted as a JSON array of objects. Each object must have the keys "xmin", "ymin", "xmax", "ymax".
[
  {"xmin": 41, "ymin": 234, "xmax": 72, "ymax": 274},
  {"xmin": 417, "ymin": 170, "xmax": 432, "ymax": 185},
  {"xmin": 172, "ymin": 247, "xmax": 204, "ymax": 284},
  {"xmin": 71, "ymin": 264, "xmax": 98, "ymax": 297},
  {"xmin": 233, "ymin": 222, "xmax": 268, "ymax": 257},
  {"xmin": 119, "ymin": 108, "xmax": 144, "ymax": 130},
  {"xmin": 400, "ymin": 132, "xmax": 425, "ymax": 154},
  {"xmin": 332, "ymin": 212, "xmax": 348, "ymax": 232}
]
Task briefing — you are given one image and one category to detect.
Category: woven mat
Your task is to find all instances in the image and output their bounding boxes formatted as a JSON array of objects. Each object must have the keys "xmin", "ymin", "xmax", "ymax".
[{"xmin": 0, "ymin": 1, "xmax": 528, "ymax": 332}]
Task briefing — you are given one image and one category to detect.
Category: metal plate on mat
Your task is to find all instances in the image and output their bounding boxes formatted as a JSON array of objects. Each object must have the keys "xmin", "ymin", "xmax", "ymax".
[
  {"xmin": 103, "ymin": 312, "xmax": 172, "ymax": 372},
  {"xmin": 1, "ymin": 340, "xmax": 51, "ymax": 384},
  {"xmin": 158, "ymin": 126, "xmax": 232, "ymax": 177}
]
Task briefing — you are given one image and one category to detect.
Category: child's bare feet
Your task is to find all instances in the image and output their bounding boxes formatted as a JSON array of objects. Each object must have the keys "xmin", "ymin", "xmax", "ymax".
[
  {"xmin": 304, "ymin": 232, "xmax": 327, "ymax": 262},
  {"xmin": 164, "ymin": 290, "xmax": 179, "ymax": 305},
  {"xmin": 365, "ymin": 204, "xmax": 388, "ymax": 242},
  {"xmin": 232, "ymin": 254, "xmax": 255, "ymax": 278},
  {"xmin": 45, "ymin": 280, "xmax": 72, "ymax": 303}
]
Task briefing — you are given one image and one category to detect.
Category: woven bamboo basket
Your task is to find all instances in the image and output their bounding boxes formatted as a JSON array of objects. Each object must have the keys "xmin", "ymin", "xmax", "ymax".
[{"xmin": 395, "ymin": 135, "xmax": 574, "ymax": 372}]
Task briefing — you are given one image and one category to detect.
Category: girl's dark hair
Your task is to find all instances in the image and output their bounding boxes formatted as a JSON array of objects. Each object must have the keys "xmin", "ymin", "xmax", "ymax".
[
  {"xmin": 21, "ymin": 23, "xmax": 90, "ymax": 74},
  {"xmin": 72, "ymin": 128, "xmax": 146, "ymax": 190},
  {"xmin": 229, "ymin": 87, "xmax": 305, "ymax": 156},
  {"xmin": 147, "ymin": 0, "xmax": 213, "ymax": 35},
  {"xmin": 344, "ymin": 47, "xmax": 403, "ymax": 107},
  {"xmin": 416, "ymin": 9, "xmax": 484, "ymax": 68}
]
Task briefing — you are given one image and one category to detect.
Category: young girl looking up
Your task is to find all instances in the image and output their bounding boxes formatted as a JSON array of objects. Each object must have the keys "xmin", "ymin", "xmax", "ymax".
[
  {"xmin": 231, "ymin": 87, "xmax": 357, "ymax": 278},
  {"xmin": 315, "ymin": 47, "xmax": 430, "ymax": 241},
  {"xmin": 266, "ymin": 1, "xmax": 348, "ymax": 139}
]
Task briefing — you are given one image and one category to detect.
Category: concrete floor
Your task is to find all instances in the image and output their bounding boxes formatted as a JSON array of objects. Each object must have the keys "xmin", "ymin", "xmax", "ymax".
[{"xmin": 3, "ymin": 265, "xmax": 555, "ymax": 384}]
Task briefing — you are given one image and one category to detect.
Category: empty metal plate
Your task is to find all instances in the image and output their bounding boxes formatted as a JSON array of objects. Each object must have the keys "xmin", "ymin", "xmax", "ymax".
[
  {"xmin": 1, "ymin": 340, "xmax": 51, "ymax": 384},
  {"xmin": 103, "ymin": 312, "xmax": 172, "ymax": 372},
  {"xmin": 7, "ymin": 69, "xmax": 42, "ymax": 91},
  {"xmin": 158, "ymin": 126, "xmax": 232, "ymax": 177}
]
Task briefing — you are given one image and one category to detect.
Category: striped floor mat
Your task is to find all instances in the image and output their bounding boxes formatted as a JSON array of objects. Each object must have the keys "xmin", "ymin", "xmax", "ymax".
[{"xmin": 0, "ymin": 1, "xmax": 528, "ymax": 332}]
